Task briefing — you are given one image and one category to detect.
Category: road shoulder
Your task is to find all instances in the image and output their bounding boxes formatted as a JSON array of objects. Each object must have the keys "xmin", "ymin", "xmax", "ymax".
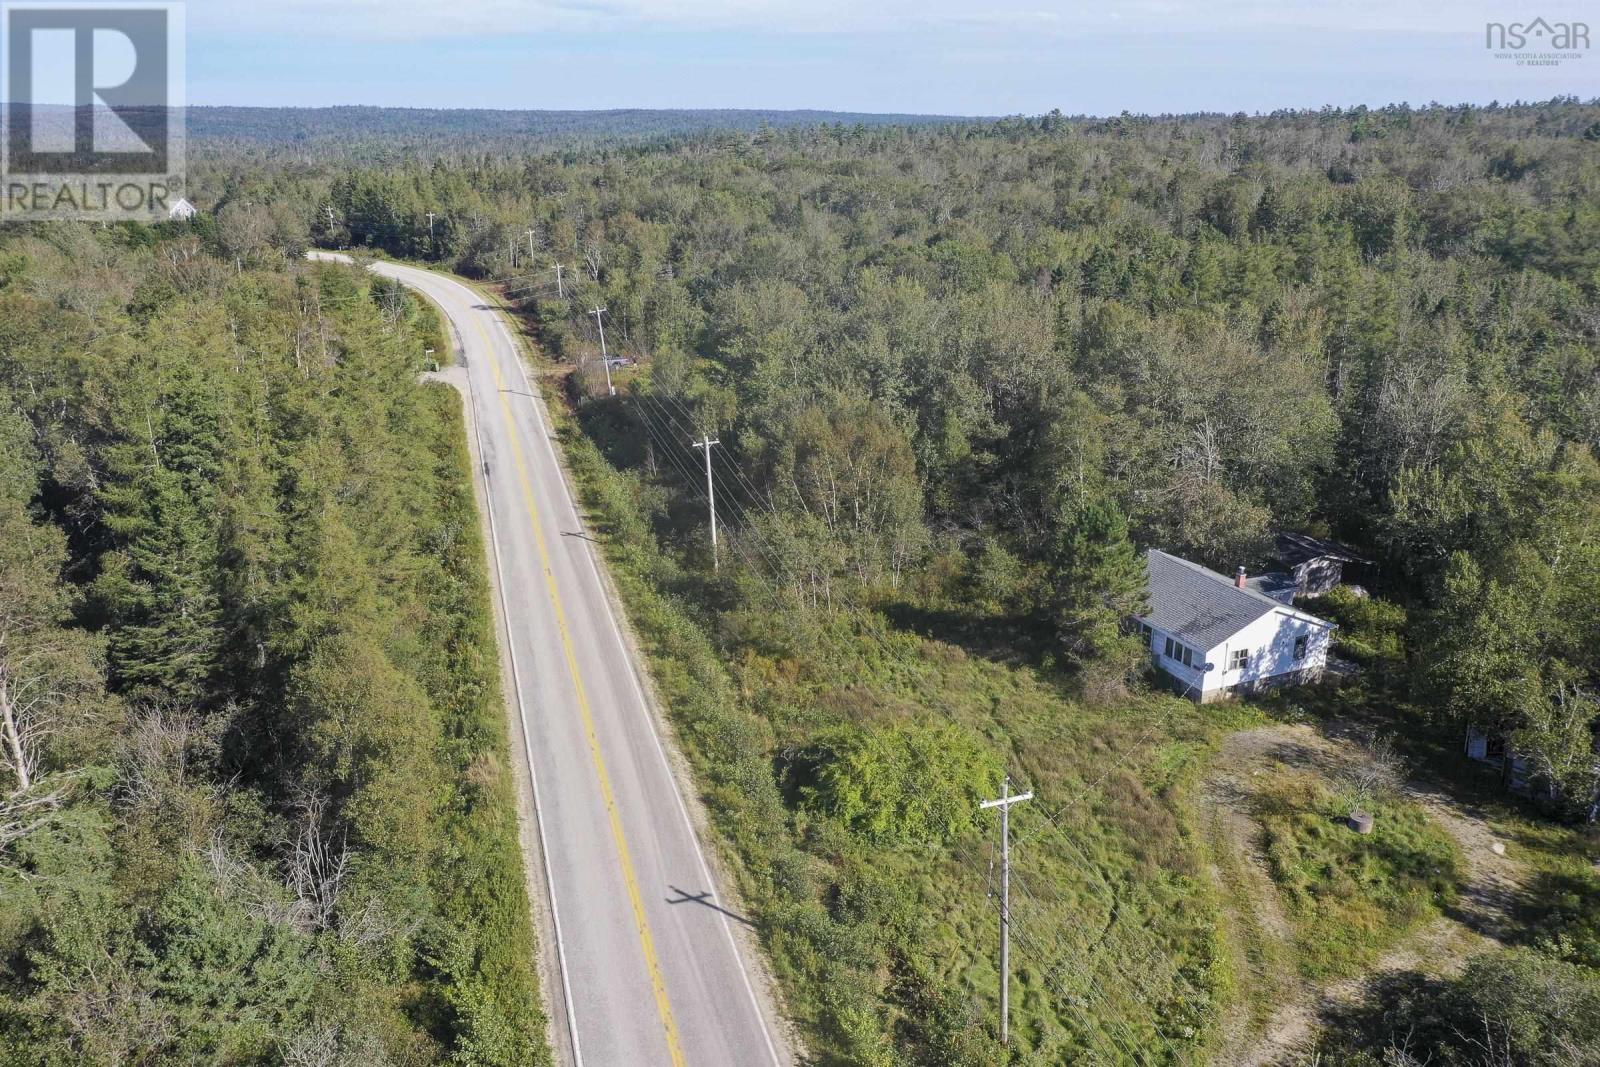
[{"xmin": 467, "ymin": 276, "xmax": 803, "ymax": 1066}]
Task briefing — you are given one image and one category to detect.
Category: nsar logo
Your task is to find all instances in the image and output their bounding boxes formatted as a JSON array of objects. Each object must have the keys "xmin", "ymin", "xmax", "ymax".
[{"xmin": 1485, "ymin": 17, "xmax": 1589, "ymax": 66}]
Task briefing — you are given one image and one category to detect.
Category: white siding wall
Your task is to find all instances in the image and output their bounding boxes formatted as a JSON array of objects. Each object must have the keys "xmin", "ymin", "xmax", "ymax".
[
  {"xmin": 1203, "ymin": 610, "xmax": 1331, "ymax": 694},
  {"xmin": 1142, "ymin": 625, "xmax": 1208, "ymax": 697},
  {"xmin": 1142, "ymin": 611, "xmax": 1332, "ymax": 699}
]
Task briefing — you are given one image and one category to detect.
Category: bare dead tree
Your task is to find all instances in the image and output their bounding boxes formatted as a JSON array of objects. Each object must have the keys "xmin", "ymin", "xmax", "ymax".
[
  {"xmin": 117, "ymin": 701, "xmax": 198, "ymax": 810},
  {"xmin": 1373, "ymin": 363, "xmax": 1468, "ymax": 477},
  {"xmin": 282, "ymin": 1025, "xmax": 343, "ymax": 1067},
  {"xmin": 0, "ymin": 644, "xmax": 83, "ymax": 855},
  {"xmin": 1, "ymin": 648, "xmax": 51, "ymax": 792},
  {"xmin": 206, "ymin": 830, "xmax": 310, "ymax": 930},
  {"xmin": 375, "ymin": 280, "xmax": 408, "ymax": 331},
  {"xmin": 0, "ymin": 786, "xmax": 71, "ymax": 854},
  {"xmin": 1376, "ymin": 1028, "xmax": 1434, "ymax": 1067},
  {"xmin": 285, "ymin": 790, "xmax": 351, "ymax": 933},
  {"xmin": 1339, "ymin": 728, "xmax": 1408, "ymax": 813},
  {"xmin": 1173, "ymin": 416, "xmax": 1224, "ymax": 489}
]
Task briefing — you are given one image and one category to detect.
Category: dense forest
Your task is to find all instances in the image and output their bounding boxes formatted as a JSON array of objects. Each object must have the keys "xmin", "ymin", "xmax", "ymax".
[
  {"xmin": 0, "ymin": 228, "xmax": 548, "ymax": 1063},
  {"xmin": 186, "ymin": 106, "xmax": 970, "ymax": 150},
  {"xmin": 6, "ymin": 98, "xmax": 1600, "ymax": 1064}
]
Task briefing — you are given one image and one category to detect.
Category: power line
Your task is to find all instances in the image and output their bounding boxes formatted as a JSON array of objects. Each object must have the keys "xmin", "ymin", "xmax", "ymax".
[
  {"xmin": 601, "ymin": 374, "xmax": 1193, "ymax": 1059},
  {"xmin": 654, "ymin": 392, "xmax": 779, "ymax": 521},
  {"xmin": 637, "ymin": 400, "xmax": 1187, "ymax": 1054},
  {"xmin": 630, "ymin": 402, "xmax": 776, "ymax": 581},
  {"xmin": 630, "ymin": 393, "xmax": 783, "ymax": 566}
]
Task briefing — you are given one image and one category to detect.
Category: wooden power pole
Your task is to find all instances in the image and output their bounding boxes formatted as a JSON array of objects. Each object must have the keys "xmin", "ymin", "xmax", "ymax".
[{"xmin": 981, "ymin": 776, "xmax": 1033, "ymax": 1046}]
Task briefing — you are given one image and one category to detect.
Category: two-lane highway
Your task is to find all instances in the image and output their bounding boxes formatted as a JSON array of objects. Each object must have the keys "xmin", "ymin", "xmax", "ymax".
[{"xmin": 313, "ymin": 254, "xmax": 787, "ymax": 1066}]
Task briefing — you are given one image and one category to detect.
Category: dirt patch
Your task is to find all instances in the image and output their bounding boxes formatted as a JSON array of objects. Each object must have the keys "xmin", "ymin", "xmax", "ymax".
[{"xmin": 1204, "ymin": 721, "xmax": 1529, "ymax": 1066}]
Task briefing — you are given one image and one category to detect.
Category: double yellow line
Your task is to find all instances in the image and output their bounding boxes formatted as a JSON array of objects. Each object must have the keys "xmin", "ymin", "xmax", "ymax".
[{"xmin": 465, "ymin": 305, "xmax": 686, "ymax": 1066}]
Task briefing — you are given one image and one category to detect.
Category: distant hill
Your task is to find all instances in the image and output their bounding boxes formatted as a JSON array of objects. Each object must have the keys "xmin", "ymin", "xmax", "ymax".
[{"xmin": 187, "ymin": 105, "xmax": 977, "ymax": 145}]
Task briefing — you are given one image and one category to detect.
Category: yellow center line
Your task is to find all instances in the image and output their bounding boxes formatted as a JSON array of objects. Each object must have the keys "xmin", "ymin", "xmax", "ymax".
[{"xmin": 464, "ymin": 304, "xmax": 687, "ymax": 1067}]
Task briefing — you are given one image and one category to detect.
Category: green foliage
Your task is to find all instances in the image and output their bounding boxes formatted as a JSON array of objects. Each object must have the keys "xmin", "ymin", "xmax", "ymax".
[
  {"xmin": 10, "ymin": 96, "xmax": 1600, "ymax": 1064},
  {"xmin": 1418, "ymin": 470, "xmax": 1600, "ymax": 812},
  {"xmin": 1046, "ymin": 493, "xmax": 1148, "ymax": 689},
  {"xmin": 1299, "ymin": 587, "xmax": 1407, "ymax": 665},
  {"xmin": 1525, "ymin": 865, "xmax": 1600, "ymax": 969},
  {"xmin": 556, "ymin": 356, "xmax": 1235, "ymax": 1064},
  {"xmin": 0, "ymin": 232, "xmax": 547, "ymax": 1065},
  {"xmin": 294, "ymin": 99, "xmax": 1600, "ymax": 1061},
  {"xmin": 1437, "ymin": 950, "xmax": 1600, "ymax": 1065},
  {"xmin": 801, "ymin": 722, "xmax": 1001, "ymax": 845},
  {"xmin": 1319, "ymin": 948, "xmax": 1600, "ymax": 1067}
]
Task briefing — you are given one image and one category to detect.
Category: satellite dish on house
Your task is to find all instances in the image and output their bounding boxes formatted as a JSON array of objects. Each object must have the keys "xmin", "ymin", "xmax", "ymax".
[{"xmin": 1204, "ymin": 662, "xmax": 1216, "ymax": 672}]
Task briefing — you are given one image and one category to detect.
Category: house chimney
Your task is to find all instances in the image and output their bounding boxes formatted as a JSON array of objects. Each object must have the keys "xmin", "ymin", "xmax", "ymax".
[{"xmin": 1235, "ymin": 566, "xmax": 1247, "ymax": 589}]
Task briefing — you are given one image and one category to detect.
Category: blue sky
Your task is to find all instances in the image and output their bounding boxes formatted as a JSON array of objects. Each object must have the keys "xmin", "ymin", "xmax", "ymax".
[{"xmin": 186, "ymin": 0, "xmax": 1598, "ymax": 114}]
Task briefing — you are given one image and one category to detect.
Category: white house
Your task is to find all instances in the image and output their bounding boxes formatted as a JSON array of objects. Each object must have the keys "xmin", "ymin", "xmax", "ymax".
[
  {"xmin": 168, "ymin": 197, "xmax": 197, "ymax": 222},
  {"xmin": 1135, "ymin": 550, "xmax": 1335, "ymax": 703}
]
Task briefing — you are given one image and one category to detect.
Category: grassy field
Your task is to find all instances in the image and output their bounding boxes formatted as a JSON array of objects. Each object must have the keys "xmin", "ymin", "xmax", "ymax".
[{"xmin": 1252, "ymin": 767, "xmax": 1462, "ymax": 979}]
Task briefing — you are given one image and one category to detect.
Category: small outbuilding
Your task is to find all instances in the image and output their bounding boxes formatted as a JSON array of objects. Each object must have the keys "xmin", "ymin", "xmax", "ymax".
[
  {"xmin": 168, "ymin": 197, "xmax": 197, "ymax": 222},
  {"xmin": 1275, "ymin": 532, "xmax": 1372, "ymax": 598},
  {"xmin": 1135, "ymin": 550, "xmax": 1335, "ymax": 703}
]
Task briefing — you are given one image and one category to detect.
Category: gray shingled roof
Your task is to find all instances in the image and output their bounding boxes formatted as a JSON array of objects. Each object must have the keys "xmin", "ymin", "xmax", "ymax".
[
  {"xmin": 1245, "ymin": 572, "xmax": 1298, "ymax": 604},
  {"xmin": 1276, "ymin": 532, "xmax": 1371, "ymax": 567},
  {"xmin": 1139, "ymin": 550, "xmax": 1320, "ymax": 651}
]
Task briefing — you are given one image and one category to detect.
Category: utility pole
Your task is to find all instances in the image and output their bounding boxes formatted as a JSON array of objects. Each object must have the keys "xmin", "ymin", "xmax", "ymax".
[
  {"xmin": 525, "ymin": 228, "xmax": 538, "ymax": 265},
  {"xmin": 425, "ymin": 212, "xmax": 437, "ymax": 257},
  {"xmin": 981, "ymin": 776, "xmax": 1033, "ymax": 1047},
  {"xmin": 590, "ymin": 306, "xmax": 615, "ymax": 396},
  {"xmin": 552, "ymin": 261, "xmax": 565, "ymax": 298},
  {"xmin": 692, "ymin": 435, "xmax": 721, "ymax": 571}
]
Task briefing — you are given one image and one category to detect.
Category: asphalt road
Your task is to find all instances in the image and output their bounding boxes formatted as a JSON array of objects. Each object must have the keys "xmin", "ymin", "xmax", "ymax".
[{"xmin": 310, "ymin": 254, "xmax": 786, "ymax": 1067}]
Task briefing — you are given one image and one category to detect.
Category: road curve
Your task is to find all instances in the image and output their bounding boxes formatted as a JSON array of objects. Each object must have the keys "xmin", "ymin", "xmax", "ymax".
[{"xmin": 310, "ymin": 253, "xmax": 788, "ymax": 1067}]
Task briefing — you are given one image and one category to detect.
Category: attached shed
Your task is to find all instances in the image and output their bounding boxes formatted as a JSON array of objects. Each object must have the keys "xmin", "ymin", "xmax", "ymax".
[
  {"xmin": 1135, "ymin": 550, "xmax": 1335, "ymax": 703},
  {"xmin": 1275, "ymin": 532, "xmax": 1373, "ymax": 598}
]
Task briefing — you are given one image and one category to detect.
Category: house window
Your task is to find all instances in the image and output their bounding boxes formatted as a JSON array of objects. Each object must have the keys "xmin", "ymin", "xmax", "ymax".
[
  {"xmin": 1164, "ymin": 636, "xmax": 1175, "ymax": 658},
  {"xmin": 1182, "ymin": 645, "xmax": 1194, "ymax": 667},
  {"xmin": 1139, "ymin": 622, "xmax": 1153, "ymax": 641},
  {"xmin": 1229, "ymin": 648, "xmax": 1249, "ymax": 671},
  {"xmin": 1163, "ymin": 637, "xmax": 1194, "ymax": 667},
  {"xmin": 1293, "ymin": 635, "xmax": 1308, "ymax": 661}
]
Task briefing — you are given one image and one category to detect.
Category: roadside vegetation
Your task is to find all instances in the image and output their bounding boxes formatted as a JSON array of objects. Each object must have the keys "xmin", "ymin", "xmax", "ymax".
[{"xmin": 0, "ymin": 230, "xmax": 547, "ymax": 1065}]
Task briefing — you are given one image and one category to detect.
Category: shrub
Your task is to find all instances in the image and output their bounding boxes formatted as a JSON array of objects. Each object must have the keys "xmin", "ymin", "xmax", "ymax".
[
  {"xmin": 801, "ymin": 722, "xmax": 1002, "ymax": 846},
  {"xmin": 1300, "ymin": 587, "xmax": 1407, "ymax": 665}
]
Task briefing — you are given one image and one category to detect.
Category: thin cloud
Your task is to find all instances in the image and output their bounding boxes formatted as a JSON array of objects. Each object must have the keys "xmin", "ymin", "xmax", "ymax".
[{"xmin": 190, "ymin": 0, "xmax": 1554, "ymax": 41}]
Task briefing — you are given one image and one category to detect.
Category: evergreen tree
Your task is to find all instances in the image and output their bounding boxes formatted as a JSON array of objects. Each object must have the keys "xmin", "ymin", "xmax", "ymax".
[{"xmin": 1047, "ymin": 494, "xmax": 1148, "ymax": 692}]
